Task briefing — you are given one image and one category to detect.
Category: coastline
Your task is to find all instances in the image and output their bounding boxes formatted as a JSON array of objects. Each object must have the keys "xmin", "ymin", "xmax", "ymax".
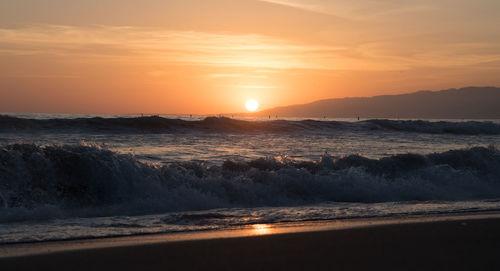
[{"xmin": 2, "ymin": 212, "xmax": 500, "ymax": 270}]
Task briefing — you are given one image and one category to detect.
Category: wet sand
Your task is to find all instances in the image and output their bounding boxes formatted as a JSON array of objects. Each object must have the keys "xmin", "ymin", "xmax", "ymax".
[{"xmin": 1, "ymin": 216, "xmax": 500, "ymax": 270}]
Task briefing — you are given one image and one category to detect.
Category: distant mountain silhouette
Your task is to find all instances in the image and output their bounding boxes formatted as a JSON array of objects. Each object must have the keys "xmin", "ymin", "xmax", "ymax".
[{"xmin": 251, "ymin": 87, "xmax": 500, "ymax": 119}]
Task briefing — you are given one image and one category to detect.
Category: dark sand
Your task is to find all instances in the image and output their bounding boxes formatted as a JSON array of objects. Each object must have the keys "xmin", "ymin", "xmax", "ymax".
[{"xmin": 2, "ymin": 217, "xmax": 500, "ymax": 271}]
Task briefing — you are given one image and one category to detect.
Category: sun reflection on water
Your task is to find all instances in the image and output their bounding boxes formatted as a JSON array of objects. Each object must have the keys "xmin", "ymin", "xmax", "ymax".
[{"xmin": 251, "ymin": 224, "xmax": 272, "ymax": 235}]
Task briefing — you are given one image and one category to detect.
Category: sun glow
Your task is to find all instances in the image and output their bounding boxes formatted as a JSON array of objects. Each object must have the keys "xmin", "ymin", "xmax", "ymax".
[
  {"xmin": 251, "ymin": 224, "xmax": 272, "ymax": 235},
  {"xmin": 245, "ymin": 99, "xmax": 259, "ymax": 112}
]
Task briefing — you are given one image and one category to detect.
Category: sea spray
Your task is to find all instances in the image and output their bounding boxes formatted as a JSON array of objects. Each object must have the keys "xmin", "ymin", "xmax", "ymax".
[{"xmin": 1, "ymin": 143, "xmax": 500, "ymax": 222}]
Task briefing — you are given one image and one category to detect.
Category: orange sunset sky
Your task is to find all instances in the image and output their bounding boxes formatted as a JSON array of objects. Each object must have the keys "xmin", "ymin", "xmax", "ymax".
[{"xmin": 1, "ymin": 0, "xmax": 500, "ymax": 114}]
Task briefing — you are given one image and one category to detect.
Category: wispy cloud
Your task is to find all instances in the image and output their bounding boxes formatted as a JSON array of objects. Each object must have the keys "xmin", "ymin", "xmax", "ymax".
[
  {"xmin": 1, "ymin": 24, "xmax": 499, "ymax": 74},
  {"xmin": 260, "ymin": 0, "xmax": 441, "ymax": 20},
  {"xmin": 206, "ymin": 73, "xmax": 268, "ymax": 79},
  {"xmin": 0, "ymin": 25, "xmax": 349, "ymax": 70}
]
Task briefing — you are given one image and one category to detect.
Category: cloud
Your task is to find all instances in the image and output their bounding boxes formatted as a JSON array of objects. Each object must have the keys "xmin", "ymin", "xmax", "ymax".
[
  {"xmin": 259, "ymin": 0, "xmax": 434, "ymax": 19},
  {"xmin": 1, "ymin": 24, "xmax": 500, "ymax": 75},
  {"xmin": 0, "ymin": 25, "xmax": 355, "ymax": 70}
]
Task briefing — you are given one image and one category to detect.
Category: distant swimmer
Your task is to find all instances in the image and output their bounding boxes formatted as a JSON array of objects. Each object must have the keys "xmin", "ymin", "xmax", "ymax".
[{"xmin": 269, "ymin": 115, "xmax": 271, "ymax": 119}]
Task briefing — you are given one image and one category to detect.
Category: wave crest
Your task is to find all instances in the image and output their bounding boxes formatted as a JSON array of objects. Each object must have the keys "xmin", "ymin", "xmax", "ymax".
[
  {"xmin": 1, "ymin": 115, "xmax": 500, "ymax": 134},
  {"xmin": 1, "ymin": 143, "xmax": 500, "ymax": 222}
]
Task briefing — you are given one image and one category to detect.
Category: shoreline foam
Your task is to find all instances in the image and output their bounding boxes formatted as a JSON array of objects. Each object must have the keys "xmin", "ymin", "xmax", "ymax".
[
  {"xmin": 2, "ymin": 213, "xmax": 500, "ymax": 270},
  {"xmin": 2, "ymin": 211, "xmax": 500, "ymax": 259}
]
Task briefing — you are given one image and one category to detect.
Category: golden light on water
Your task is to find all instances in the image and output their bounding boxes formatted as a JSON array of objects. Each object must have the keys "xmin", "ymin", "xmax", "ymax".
[
  {"xmin": 251, "ymin": 224, "xmax": 272, "ymax": 235},
  {"xmin": 245, "ymin": 99, "xmax": 259, "ymax": 112}
]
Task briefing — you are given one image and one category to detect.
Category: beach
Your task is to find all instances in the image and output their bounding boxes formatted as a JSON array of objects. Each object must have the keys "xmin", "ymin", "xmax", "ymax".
[
  {"xmin": 2, "ymin": 0, "xmax": 500, "ymax": 268},
  {"xmin": 2, "ymin": 116, "xmax": 500, "ymax": 270},
  {"xmin": 1, "ymin": 215, "xmax": 500, "ymax": 271}
]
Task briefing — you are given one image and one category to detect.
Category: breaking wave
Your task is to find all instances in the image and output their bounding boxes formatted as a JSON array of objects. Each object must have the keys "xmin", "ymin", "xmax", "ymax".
[
  {"xmin": 1, "ymin": 143, "xmax": 500, "ymax": 223},
  {"xmin": 1, "ymin": 115, "xmax": 500, "ymax": 134}
]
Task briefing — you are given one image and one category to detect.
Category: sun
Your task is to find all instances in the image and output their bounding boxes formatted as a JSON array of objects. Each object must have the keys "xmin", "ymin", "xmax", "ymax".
[{"xmin": 245, "ymin": 99, "xmax": 259, "ymax": 112}]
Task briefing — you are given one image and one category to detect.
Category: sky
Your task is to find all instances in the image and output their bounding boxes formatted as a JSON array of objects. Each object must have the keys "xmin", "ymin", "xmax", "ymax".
[{"xmin": 1, "ymin": 0, "xmax": 500, "ymax": 114}]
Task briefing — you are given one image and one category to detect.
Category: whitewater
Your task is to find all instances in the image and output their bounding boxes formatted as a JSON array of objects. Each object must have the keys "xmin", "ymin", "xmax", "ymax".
[{"xmin": 1, "ymin": 113, "xmax": 500, "ymax": 243}]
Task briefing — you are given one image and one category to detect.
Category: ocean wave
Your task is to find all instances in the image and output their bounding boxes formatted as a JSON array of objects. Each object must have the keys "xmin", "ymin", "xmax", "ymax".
[
  {"xmin": 363, "ymin": 119, "xmax": 500, "ymax": 134},
  {"xmin": 1, "ymin": 144, "xmax": 500, "ymax": 223},
  {"xmin": 1, "ymin": 115, "xmax": 500, "ymax": 134}
]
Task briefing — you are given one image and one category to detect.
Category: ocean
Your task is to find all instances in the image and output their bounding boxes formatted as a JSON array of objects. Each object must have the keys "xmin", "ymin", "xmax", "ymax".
[{"xmin": 1, "ymin": 113, "xmax": 500, "ymax": 243}]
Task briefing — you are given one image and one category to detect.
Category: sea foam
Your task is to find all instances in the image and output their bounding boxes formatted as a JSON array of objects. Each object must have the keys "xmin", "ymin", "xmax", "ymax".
[{"xmin": 1, "ymin": 143, "xmax": 500, "ymax": 222}]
